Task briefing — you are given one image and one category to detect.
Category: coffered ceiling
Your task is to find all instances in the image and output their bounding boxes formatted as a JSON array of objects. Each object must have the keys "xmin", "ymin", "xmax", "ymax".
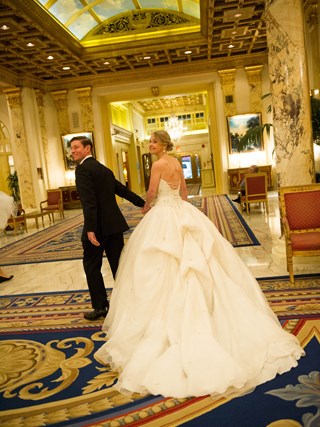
[{"xmin": 0, "ymin": 0, "xmax": 268, "ymax": 92}]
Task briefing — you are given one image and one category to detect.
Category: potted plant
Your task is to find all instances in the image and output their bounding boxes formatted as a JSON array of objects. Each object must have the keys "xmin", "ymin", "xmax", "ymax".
[{"xmin": 7, "ymin": 171, "xmax": 21, "ymax": 210}]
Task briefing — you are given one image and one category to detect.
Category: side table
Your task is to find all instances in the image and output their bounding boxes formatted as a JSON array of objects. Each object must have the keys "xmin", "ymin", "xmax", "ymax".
[
  {"xmin": 25, "ymin": 211, "xmax": 52, "ymax": 228},
  {"xmin": 60, "ymin": 186, "xmax": 81, "ymax": 209}
]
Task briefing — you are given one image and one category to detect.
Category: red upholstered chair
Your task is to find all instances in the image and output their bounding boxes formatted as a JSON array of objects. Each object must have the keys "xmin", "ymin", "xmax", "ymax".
[
  {"xmin": 240, "ymin": 172, "xmax": 269, "ymax": 215},
  {"xmin": 279, "ymin": 184, "xmax": 320, "ymax": 284},
  {"xmin": 40, "ymin": 189, "xmax": 64, "ymax": 223}
]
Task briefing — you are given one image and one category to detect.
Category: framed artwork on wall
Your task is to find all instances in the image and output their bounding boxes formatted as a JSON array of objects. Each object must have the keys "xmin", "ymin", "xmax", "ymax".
[
  {"xmin": 227, "ymin": 113, "xmax": 263, "ymax": 154},
  {"xmin": 61, "ymin": 131, "xmax": 94, "ymax": 170}
]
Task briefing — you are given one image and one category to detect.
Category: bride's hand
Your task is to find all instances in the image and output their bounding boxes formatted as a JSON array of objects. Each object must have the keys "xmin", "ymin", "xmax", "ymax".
[{"xmin": 142, "ymin": 205, "xmax": 151, "ymax": 214}]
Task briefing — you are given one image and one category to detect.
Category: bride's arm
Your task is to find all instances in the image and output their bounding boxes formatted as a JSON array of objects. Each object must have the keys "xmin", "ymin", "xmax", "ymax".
[{"xmin": 142, "ymin": 161, "xmax": 161, "ymax": 213}]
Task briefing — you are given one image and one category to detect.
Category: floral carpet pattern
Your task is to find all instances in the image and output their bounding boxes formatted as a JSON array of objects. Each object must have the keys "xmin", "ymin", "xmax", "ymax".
[
  {"xmin": 0, "ymin": 195, "xmax": 259, "ymax": 266},
  {"xmin": 0, "ymin": 274, "xmax": 319, "ymax": 427}
]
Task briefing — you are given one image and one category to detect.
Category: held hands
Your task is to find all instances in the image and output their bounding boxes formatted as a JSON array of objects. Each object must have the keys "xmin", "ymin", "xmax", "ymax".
[
  {"xmin": 87, "ymin": 231, "xmax": 100, "ymax": 246},
  {"xmin": 142, "ymin": 204, "xmax": 151, "ymax": 214}
]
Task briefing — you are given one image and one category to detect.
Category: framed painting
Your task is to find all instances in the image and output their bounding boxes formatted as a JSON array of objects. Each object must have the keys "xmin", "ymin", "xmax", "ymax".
[
  {"xmin": 227, "ymin": 113, "xmax": 263, "ymax": 153},
  {"xmin": 61, "ymin": 131, "xmax": 94, "ymax": 170}
]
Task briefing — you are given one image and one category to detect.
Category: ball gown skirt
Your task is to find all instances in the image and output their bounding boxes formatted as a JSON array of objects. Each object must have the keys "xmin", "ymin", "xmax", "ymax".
[
  {"xmin": 95, "ymin": 180, "xmax": 304, "ymax": 398},
  {"xmin": 0, "ymin": 191, "xmax": 15, "ymax": 230}
]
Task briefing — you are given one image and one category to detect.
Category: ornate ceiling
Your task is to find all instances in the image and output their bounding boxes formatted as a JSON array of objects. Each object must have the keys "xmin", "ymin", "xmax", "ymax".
[{"xmin": 0, "ymin": 0, "xmax": 268, "ymax": 91}]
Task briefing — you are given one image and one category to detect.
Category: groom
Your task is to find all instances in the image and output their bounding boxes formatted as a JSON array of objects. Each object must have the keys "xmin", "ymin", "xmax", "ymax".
[{"xmin": 70, "ymin": 136, "xmax": 145, "ymax": 320}]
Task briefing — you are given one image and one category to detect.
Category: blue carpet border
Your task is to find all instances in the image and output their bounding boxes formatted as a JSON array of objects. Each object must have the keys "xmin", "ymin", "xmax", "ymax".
[{"xmin": 224, "ymin": 194, "xmax": 260, "ymax": 247}]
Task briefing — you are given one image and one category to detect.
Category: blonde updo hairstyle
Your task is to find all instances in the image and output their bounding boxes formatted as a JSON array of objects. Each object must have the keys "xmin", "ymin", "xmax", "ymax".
[{"xmin": 152, "ymin": 130, "xmax": 174, "ymax": 152}]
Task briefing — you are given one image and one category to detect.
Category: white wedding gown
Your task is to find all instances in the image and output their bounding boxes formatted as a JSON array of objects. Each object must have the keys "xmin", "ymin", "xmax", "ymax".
[
  {"xmin": 0, "ymin": 191, "xmax": 15, "ymax": 230},
  {"xmin": 95, "ymin": 179, "xmax": 304, "ymax": 398}
]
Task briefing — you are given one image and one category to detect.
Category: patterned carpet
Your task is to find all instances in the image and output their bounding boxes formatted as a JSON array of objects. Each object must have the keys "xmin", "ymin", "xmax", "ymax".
[
  {"xmin": 0, "ymin": 195, "xmax": 259, "ymax": 266},
  {"xmin": 0, "ymin": 275, "xmax": 319, "ymax": 427},
  {"xmin": 186, "ymin": 183, "xmax": 201, "ymax": 195}
]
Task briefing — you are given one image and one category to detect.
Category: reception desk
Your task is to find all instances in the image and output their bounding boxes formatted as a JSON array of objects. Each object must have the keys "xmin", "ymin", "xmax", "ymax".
[
  {"xmin": 60, "ymin": 186, "xmax": 81, "ymax": 209},
  {"xmin": 227, "ymin": 165, "xmax": 273, "ymax": 193}
]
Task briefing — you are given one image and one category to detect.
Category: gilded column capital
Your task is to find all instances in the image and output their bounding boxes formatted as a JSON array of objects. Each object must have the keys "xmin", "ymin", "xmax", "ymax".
[
  {"xmin": 245, "ymin": 65, "xmax": 263, "ymax": 85},
  {"xmin": 218, "ymin": 69, "xmax": 236, "ymax": 115},
  {"xmin": 3, "ymin": 88, "xmax": 22, "ymax": 109},
  {"xmin": 75, "ymin": 87, "xmax": 94, "ymax": 131},
  {"xmin": 35, "ymin": 89, "xmax": 45, "ymax": 108},
  {"xmin": 75, "ymin": 87, "xmax": 92, "ymax": 97},
  {"xmin": 51, "ymin": 90, "xmax": 68, "ymax": 110},
  {"xmin": 75, "ymin": 87, "xmax": 92, "ymax": 108},
  {"xmin": 218, "ymin": 69, "xmax": 236, "ymax": 88}
]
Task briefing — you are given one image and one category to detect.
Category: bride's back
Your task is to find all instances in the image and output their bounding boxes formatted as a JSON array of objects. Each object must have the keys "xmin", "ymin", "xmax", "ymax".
[{"xmin": 159, "ymin": 155, "xmax": 182, "ymax": 186}]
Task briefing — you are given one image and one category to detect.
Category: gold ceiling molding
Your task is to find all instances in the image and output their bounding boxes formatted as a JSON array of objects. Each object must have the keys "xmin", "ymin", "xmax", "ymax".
[
  {"xmin": 83, "ymin": 9, "xmax": 199, "ymax": 46},
  {"xmin": 93, "ymin": 10, "xmax": 191, "ymax": 34},
  {"xmin": 0, "ymin": 0, "xmax": 269, "ymax": 89}
]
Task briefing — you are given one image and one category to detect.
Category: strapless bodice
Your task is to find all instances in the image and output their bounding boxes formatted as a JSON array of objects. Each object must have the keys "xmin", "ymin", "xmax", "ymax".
[{"xmin": 155, "ymin": 179, "xmax": 182, "ymax": 207}]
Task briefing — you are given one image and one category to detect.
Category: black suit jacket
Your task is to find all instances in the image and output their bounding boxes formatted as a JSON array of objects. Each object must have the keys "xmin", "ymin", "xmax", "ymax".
[{"xmin": 75, "ymin": 157, "xmax": 145, "ymax": 241}]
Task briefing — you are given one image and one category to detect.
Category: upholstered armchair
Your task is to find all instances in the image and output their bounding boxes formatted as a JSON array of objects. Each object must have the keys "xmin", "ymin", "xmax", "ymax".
[
  {"xmin": 240, "ymin": 172, "xmax": 269, "ymax": 215},
  {"xmin": 40, "ymin": 189, "xmax": 65, "ymax": 223},
  {"xmin": 279, "ymin": 184, "xmax": 320, "ymax": 284}
]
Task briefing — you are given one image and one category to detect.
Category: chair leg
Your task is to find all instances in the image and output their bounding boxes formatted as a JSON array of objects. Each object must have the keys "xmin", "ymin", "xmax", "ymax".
[
  {"xmin": 289, "ymin": 264, "xmax": 295, "ymax": 284},
  {"xmin": 286, "ymin": 247, "xmax": 294, "ymax": 284}
]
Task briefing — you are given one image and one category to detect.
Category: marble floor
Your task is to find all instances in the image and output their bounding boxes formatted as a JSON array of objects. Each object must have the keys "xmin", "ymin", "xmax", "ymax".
[{"xmin": 0, "ymin": 190, "xmax": 319, "ymax": 297}]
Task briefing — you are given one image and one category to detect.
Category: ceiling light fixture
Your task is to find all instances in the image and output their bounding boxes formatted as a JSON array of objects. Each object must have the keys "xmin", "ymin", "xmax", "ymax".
[
  {"xmin": 234, "ymin": 12, "xmax": 242, "ymax": 18},
  {"xmin": 143, "ymin": 55, "xmax": 151, "ymax": 60},
  {"xmin": 165, "ymin": 102, "xmax": 184, "ymax": 142},
  {"xmin": 1, "ymin": 25, "xmax": 9, "ymax": 30},
  {"xmin": 103, "ymin": 61, "xmax": 110, "ymax": 65},
  {"xmin": 62, "ymin": 66, "xmax": 70, "ymax": 70},
  {"xmin": 47, "ymin": 55, "xmax": 54, "ymax": 60},
  {"xmin": 26, "ymin": 42, "xmax": 35, "ymax": 47},
  {"xmin": 184, "ymin": 50, "xmax": 192, "ymax": 55},
  {"xmin": 228, "ymin": 44, "xmax": 235, "ymax": 48}
]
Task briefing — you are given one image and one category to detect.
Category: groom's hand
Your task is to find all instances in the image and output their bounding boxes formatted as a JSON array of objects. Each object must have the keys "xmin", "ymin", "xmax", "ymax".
[{"xmin": 87, "ymin": 231, "xmax": 100, "ymax": 246}]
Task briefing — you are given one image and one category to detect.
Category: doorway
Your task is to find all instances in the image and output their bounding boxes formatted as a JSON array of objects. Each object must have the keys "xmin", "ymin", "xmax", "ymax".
[
  {"xmin": 121, "ymin": 150, "xmax": 130, "ymax": 188},
  {"xmin": 174, "ymin": 153, "xmax": 201, "ymax": 184}
]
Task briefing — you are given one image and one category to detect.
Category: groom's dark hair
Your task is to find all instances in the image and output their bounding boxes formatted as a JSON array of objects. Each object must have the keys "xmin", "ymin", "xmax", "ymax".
[{"xmin": 69, "ymin": 136, "xmax": 93, "ymax": 150}]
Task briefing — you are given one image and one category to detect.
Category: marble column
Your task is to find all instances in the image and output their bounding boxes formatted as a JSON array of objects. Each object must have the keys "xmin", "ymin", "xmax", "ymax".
[
  {"xmin": 4, "ymin": 88, "xmax": 36, "ymax": 209},
  {"xmin": 35, "ymin": 89, "xmax": 50, "ymax": 188},
  {"xmin": 245, "ymin": 65, "xmax": 264, "ymax": 113},
  {"xmin": 74, "ymin": 87, "xmax": 94, "ymax": 131},
  {"xmin": 265, "ymin": 0, "xmax": 315, "ymax": 186},
  {"xmin": 218, "ymin": 69, "xmax": 237, "ymax": 116},
  {"xmin": 304, "ymin": 0, "xmax": 320, "ymax": 90},
  {"xmin": 51, "ymin": 90, "xmax": 69, "ymax": 135}
]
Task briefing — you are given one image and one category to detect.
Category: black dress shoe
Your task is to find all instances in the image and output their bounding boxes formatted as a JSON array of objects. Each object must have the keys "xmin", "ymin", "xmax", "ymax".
[
  {"xmin": 232, "ymin": 197, "xmax": 241, "ymax": 203},
  {"xmin": 0, "ymin": 275, "xmax": 14, "ymax": 283},
  {"xmin": 84, "ymin": 308, "xmax": 108, "ymax": 321}
]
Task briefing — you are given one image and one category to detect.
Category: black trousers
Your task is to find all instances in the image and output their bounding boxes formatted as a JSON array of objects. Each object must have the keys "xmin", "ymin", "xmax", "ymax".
[{"xmin": 82, "ymin": 232, "xmax": 124, "ymax": 310}]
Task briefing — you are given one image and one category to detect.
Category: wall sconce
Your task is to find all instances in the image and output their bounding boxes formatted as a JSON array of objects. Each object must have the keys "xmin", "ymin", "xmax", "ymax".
[
  {"xmin": 151, "ymin": 86, "xmax": 159, "ymax": 96},
  {"xmin": 37, "ymin": 167, "xmax": 43, "ymax": 180}
]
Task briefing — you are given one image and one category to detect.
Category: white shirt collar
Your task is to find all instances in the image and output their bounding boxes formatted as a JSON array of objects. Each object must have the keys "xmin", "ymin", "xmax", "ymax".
[{"xmin": 79, "ymin": 155, "xmax": 93, "ymax": 165}]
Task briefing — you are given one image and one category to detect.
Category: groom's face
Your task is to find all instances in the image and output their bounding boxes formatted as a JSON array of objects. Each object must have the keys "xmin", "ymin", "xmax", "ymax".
[{"xmin": 71, "ymin": 140, "xmax": 91, "ymax": 163}]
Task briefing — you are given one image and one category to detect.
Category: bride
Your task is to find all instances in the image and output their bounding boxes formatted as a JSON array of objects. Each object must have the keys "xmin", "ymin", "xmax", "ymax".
[
  {"xmin": 0, "ymin": 191, "xmax": 15, "ymax": 283},
  {"xmin": 95, "ymin": 130, "xmax": 304, "ymax": 399}
]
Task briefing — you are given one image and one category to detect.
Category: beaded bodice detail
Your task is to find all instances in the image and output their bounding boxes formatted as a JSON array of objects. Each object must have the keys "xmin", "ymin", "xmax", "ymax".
[{"xmin": 155, "ymin": 179, "xmax": 182, "ymax": 207}]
